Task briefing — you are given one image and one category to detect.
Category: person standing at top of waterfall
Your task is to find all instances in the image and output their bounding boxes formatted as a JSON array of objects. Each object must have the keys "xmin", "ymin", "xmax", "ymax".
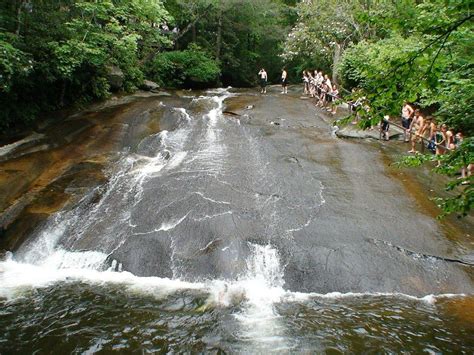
[
  {"xmin": 302, "ymin": 71, "xmax": 309, "ymax": 95},
  {"xmin": 258, "ymin": 68, "xmax": 267, "ymax": 94},
  {"xmin": 316, "ymin": 71, "xmax": 324, "ymax": 97},
  {"xmin": 381, "ymin": 115, "xmax": 390, "ymax": 141},
  {"xmin": 281, "ymin": 68, "xmax": 288, "ymax": 94},
  {"xmin": 401, "ymin": 101, "xmax": 414, "ymax": 142}
]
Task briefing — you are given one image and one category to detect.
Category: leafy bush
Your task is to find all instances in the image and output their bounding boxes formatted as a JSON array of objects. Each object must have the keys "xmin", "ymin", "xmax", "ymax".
[{"xmin": 147, "ymin": 45, "xmax": 220, "ymax": 88}]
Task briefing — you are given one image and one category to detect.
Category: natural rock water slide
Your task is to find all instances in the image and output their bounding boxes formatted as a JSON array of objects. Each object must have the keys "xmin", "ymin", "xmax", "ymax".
[{"xmin": 0, "ymin": 87, "xmax": 473, "ymax": 352}]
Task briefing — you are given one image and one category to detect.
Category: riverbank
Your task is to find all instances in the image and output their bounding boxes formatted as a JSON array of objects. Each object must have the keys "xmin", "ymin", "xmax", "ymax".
[{"xmin": 317, "ymin": 102, "xmax": 473, "ymax": 261}]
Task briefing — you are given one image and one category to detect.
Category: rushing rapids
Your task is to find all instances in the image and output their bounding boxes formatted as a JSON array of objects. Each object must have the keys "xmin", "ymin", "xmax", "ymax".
[{"xmin": 1, "ymin": 88, "xmax": 473, "ymax": 352}]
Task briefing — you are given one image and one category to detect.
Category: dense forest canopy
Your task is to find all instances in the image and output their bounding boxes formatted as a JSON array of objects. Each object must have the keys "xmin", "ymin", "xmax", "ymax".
[
  {"xmin": 0, "ymin": 0, "xmax": 298, "ymax": 131},
  {"xmin": 2, "ymin": 1, "xmax": 472, "ymax": 132}
]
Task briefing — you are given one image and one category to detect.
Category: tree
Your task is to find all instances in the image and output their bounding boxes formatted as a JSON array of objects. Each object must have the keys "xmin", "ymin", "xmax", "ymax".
[
  {"xmin": 0, "ymin": 0, "xmax": 171, "ymax": 131},
  {"xmin": 164, "ymin": 0, "xmax": 294, "ymax": 87}
]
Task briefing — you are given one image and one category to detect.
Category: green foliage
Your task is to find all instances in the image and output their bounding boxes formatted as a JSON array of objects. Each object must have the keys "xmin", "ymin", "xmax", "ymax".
[
  {"xmin": 0, "ymin": 38, "xmax": 32, "ymax": 93},
  {"xmin": 288, "ymin": 0, "xmax": 473, "ymax": 217},
  {"xmin": 1, "ymin": 0, "xmax": 296, "ymax": 132},
  {"xmin": 147, "ymin": 45, "xmax": 220, "ymax": 87},
  {"xmin": 337, "ymin": 2, "xmax": 474, "ymax": 134},
  {"xmin": 283, "ymin": 0, "xmax": 378, "ymax": 80},
  {"xmin": 165, "ymin": 0, "xmax": 293, "ymax": 87},
  {"xmin": 0, "ymin": 0, "xmax": 171, "ymax": 132},
  {"xmin": 338, "ymin": 34, "xmax": 442, "ymax": 125}
]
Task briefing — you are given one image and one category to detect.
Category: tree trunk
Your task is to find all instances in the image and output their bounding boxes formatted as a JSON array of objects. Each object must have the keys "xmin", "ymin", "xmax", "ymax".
[
  {"xmin": 15, "ymin": 0, "xmax": 24, "ymax": 35},
  {"xmin": 332, "ymin": 42, "xmax": 341, "ymax": 84},
  {"xmin": 216, "ymin": 6, "xmax": 222, "ymax": 61},
  {"xmin": 192, "ymin": 23, "xmax": 196, "ymax": 42},
  {"xmin": 59, "ymin": 81, "xmax": 67, "ymax": 107}
]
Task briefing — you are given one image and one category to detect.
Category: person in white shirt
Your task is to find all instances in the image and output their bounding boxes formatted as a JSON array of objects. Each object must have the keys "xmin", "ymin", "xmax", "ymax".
[{"xmin": 281, "ymin": 68, "xmax": 288, "ymax": 94}]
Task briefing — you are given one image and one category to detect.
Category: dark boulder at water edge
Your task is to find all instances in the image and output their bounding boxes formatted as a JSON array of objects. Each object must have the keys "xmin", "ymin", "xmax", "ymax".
[{"xmin": 107, "ymin": 65, "xmax": 124, "ymax": 91}]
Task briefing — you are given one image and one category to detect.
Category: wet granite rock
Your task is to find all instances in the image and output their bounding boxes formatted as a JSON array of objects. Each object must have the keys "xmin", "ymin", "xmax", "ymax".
[
  {"xmin": 140, "ymin": 80, "xmax": 160, "ymax": 92},
  {"xmin": 107, "ymin": 65, "xmax": 124, "ymax": 91}
]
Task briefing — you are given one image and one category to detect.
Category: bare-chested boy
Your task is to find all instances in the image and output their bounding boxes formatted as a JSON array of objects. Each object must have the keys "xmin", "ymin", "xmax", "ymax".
[
  {"xmin": 401, "ymin": 101, "xmax": 414, "ymax": 142},
  {"xmin": 408, "ymin": 109, "xmax": 425, "ymax": 153}
]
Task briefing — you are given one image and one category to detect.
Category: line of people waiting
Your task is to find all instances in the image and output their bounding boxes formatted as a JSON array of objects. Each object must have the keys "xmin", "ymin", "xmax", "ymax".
[
  {"xmin": 399, "ymin": 102, "xmax": 471, "ymax": 181},
  {"xmin": 302, "ymin": 70, "xmax": 339, "ymax": 114},
  {"xmin": 301, "ymin": 75, "xmax": 471, "ymax": 182}
]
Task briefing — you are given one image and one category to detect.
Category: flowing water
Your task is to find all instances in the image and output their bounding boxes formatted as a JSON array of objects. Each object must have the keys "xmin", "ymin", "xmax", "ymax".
[{"xmin": 0, "ymin": 88, "xmax": 473, "ymax": 353}]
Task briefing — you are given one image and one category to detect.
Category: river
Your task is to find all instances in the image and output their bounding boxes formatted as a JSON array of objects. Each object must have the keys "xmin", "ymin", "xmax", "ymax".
[{"xmin": 0, "ymin": 87, "xmax": 473, "ymax": 353}]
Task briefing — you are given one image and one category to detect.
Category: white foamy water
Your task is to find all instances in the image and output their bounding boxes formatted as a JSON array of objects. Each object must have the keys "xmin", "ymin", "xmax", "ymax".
[
  {"xmin": 0, "ymin": 244, "xmax": 466, "ymax": 306},
  {"xmin": 229, "ymin": 244, "xmax": 290, "ymax": 350},
  {"xmin": 0, "ymin": 251, "xmax": 204, "ymax": 300}
]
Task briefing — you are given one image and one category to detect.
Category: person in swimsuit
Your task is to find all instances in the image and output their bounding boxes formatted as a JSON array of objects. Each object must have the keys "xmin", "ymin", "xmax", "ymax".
[
  {"xmin": 381, "ymin": 115, "xmax": 390, "ymax": 141},
  {"xmin": 302, "ymin": 71, "xmax": 309, "ymax": 95},
  {"xmin": 258, "ymin": 68, "xmax": 267, "ymax": 94},
  {"xmin": 316, "ymin": 71, "xmax": 323, "ymax": 97},
  {"xmin": 330, "ymin": 84, "xmax": 339, "ymax": 114},
  {"xmin": 408, "ymin": 109, "xmax": 425, "ymax": 153},
  {"xmin": 446, "ymin": 127, "xmax": 455, "ymax": 151},
  {"xmin": 401, "ymin": 101, "xmax": 414, "ymax": 142},
  {"xmin": 324, "ymin": 75, "xmax": 332, "ymax": 107},
  {"xmin": 318, "ymin": 82, "xmax": 327, "ymax": 107},
  {"xmin": 435, "ymin": 124, "xmax": 447, "ymax": 167},
  {"xmin": 281, "ymin": 68, "xmax": 288, "ymax": 94},
  {"xmin": 425, "ymin": 116, "xmax": 436, "ymax": 153}
]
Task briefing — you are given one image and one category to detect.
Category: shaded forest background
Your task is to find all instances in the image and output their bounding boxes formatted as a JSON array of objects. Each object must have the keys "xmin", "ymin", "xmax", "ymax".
[
  {"xmin": 1, "ymin": 0, "xmax": 472, "ymax": 134},
  {"xmin": 0, "ymin": 0, "xmax": 298, "ymax": 132}
]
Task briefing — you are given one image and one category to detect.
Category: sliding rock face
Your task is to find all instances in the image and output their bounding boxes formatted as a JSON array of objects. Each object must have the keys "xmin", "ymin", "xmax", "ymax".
[{"xmin": 5, "ymin": 88, "xmax": 474, "ymax": 297}]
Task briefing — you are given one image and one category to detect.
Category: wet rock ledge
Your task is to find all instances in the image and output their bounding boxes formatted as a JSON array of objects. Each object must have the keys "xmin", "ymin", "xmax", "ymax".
[{"xmin": 0, "ymin": 92, "xmax": 167, "ymax": 252}]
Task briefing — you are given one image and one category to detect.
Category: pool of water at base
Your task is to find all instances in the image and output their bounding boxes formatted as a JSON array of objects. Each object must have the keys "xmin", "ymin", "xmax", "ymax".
[{"xmin": 1, "ymin": 282, "xmax": 473, "ymax": 353}]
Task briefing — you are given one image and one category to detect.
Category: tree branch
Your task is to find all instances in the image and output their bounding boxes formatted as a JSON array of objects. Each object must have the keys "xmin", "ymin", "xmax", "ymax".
[{"xmin": 139, "ymin": 4, "xmax": 213, "ymax": 65}]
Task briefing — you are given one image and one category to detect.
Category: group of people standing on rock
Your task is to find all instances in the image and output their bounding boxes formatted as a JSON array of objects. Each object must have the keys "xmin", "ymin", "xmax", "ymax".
[
  {"xmin": 328, "ymin": 87, "xmax": 470, "ymax": 181},
  {"xmin": 302, "ymin": 70, "xmax": 339, "ymax": 114},
  {"xmin": 400, "ymin": 102, "xmax": 470, "ymax": 179},
  {"xmin": 258, "ymin": 68, "xmax": 288, "ymax": 94}
]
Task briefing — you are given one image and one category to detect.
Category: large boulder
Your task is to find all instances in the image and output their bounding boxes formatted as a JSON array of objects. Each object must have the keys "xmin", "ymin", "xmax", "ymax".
[
  {"xmin": 140, "ymin": 80, "xmax": 160, "ymax": 92},
  {"xmin": 107, "ymin": 65, "xmax": 124, "ymax": 91}
]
